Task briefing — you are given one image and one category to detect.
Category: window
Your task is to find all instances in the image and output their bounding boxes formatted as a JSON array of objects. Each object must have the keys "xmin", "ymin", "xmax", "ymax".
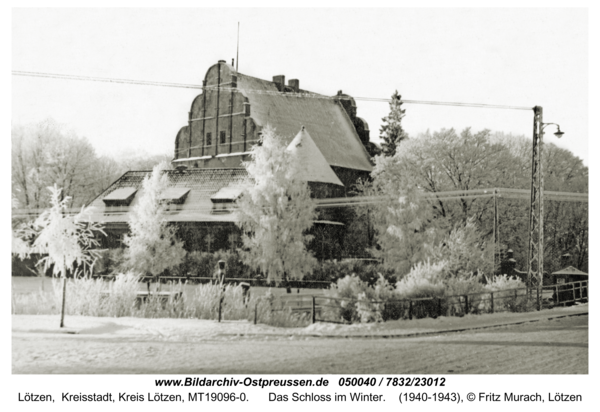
[
  {"xmin": 220, "ymin": 130, "xmax": 226, "ymax": 144},
  {"xmin": 206, "ymin": 132, "xmax": 212, "ymax": 146}
]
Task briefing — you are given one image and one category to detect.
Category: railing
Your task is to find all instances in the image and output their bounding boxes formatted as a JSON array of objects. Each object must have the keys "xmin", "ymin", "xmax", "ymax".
[
  {"xmin": 88, "ymin": 275, "xmax": 587, "ymax": 325},
  {"xmin": 269, "ymin": 280, "xmax": 588, "ymax": 325}
]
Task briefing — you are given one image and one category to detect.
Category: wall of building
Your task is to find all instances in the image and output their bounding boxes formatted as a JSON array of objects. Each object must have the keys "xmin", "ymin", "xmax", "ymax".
[{"xmin": 175, "ymin": 61, "xmax": 260, "ymax": 169}]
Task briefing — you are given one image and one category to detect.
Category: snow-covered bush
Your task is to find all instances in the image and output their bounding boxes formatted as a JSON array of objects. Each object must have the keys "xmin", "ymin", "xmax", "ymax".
[
  {"xmin": 395, "ymin": 260, "xmax": 446, "ymax": 299},
  {"xmin": 372, "ymin": 274, "xmax": 405, "ymax": 321},
  {"xmin": 356, "ymin": 292, "xmax": 382, "ymax": 323},
  {"xmin": 104, "ymin": 273, "xmax": 140, "ymax": 317},
  {"xmin": 323, "ymin": 275, "xmax": 374, "ymax": 322},
  {"xmin": 444, "ymin": 272, "xmax": 486, "ymax": 315},
  {"xmin": 484, "ymin": 274, "xmax": 529, "ymax": 312},
  {"xmin": 324, "ymin": 274, "xmax": 404, "ymax": 323},
  {"xmin": 393, "ymin": 260, "xmax": 447, "ymax": 318}
]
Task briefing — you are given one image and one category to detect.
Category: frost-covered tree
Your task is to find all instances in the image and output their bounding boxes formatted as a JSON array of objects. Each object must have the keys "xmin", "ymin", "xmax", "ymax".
[
  {"xmin": 123, "ymin": 161, "xmax": 185, "ymax": 281},
  {"xmin": 236, "ymin": 127, "xmax": 317, "ymax": 284},
  {"xmin": 11, "ymin": 119, "xmax": 173, "ymax": 210},
  {"xmin": 12, "ymin": 119, "xmax": 99, "ymax": 208},
  {"xmin": 370, "ymin": 154, "xmax": 444, "ymax": 275},
  {"xmin": 379, "ymin": 90, "xmax": 408, "ymax": 157},
  {"xmin": 29, "ymin": 185, "xmax": 105, "ymax": 327}
]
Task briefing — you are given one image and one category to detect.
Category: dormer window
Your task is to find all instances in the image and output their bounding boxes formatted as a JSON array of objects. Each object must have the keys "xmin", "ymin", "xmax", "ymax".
[
  {"xmin": 210, "ymin": 186, "xmax": 244, "ymax": 214},
  {"xmin": 159, "ymin": 188, "xmax": 190, "ymax": 205},
  {"xmin": 102, "ymin": 187, "xmax": 137, "ymax": 207}
]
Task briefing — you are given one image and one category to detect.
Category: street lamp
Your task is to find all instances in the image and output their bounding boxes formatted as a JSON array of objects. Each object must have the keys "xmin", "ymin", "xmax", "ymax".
[
  {"xmin": 543, "ymin": 122, "xmax": 565, "ymax": 138},
  {"xmin": 527, "ymin": 106, "xmax": 564, "ymax": 309}
]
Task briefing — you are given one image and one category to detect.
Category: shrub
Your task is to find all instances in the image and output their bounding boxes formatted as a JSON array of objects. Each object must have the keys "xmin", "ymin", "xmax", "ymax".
[
  {"xmin": 104, "ymin": 273, "xmax": 140, "ymax": 317},
  {"xmin": 444, "ymin": 272, "xmax": 486, "ymax": 315},
  {"xmin": 484, "ymin": 274, "xmax": 530, "ymax": 312},
  {"xmin": 372, "ymin": 275, "xmax": 404, "ymax": 321},
  {"xmin": 356, "ymin": 292, "xmax": 382, "ymax": 323},
  {"xmin": 395, "ymin": 260, "xmax": 446, "ymax": 300},
  {"xmin": 309, "ymin": 259, "xmax": 394, "ymax": 286},
  {"xmin": 429, "ymin": 218, "xmax": 493, "ymax": 278},
  {"xmin": 322, "ymin": 275, "xmax": 374, "ymax": 323}
]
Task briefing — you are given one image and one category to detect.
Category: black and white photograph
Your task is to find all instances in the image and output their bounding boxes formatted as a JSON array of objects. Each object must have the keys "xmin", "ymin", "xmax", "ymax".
[{"xmin": 9, "ymin": 4, "xmax": 594, "ymax": 410}]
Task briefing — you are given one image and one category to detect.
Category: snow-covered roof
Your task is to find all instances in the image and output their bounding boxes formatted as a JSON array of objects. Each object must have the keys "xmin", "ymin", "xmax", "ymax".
[
  {"xmin": 551, "ymin": 266, "xmax": 588, "ymax": 276},
  {"xmin": 159, "ymin": 187, "xmax": 190, "ymax": 204},
  {"xmin": 88, "ymin": 169, "xmax": 248, "ymax": 223},
  {"xmin": 102, "ymin": 187, "xmax": 137, "ymax": 206},
  {"xmin": 211, "ymin": 186, "xmax": 245, "ymax": 203},
  {"xmin": 286, "ymin": 127, "xmax": 344, "ymax": 186}
]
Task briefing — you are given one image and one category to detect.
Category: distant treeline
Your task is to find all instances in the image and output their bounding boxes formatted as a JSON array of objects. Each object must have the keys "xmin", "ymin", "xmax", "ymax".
[{"xmin": 12, "ymin": 118, "xmax": 172, "ymax": 210}]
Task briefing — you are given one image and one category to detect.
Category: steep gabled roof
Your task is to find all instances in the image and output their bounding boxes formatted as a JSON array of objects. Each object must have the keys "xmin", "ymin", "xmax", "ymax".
[
  {"xmin": 235, "ymin": 72, "xmax": 373, "ymax": 172},
  {"xmin": 286, "ymin": 127, "xmax": 344, "ymax": 186}
]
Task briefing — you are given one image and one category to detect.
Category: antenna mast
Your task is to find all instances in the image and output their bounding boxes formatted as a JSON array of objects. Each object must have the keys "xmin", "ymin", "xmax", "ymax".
[{"xmin": 236, "ymin": 22, "xmax": 239, "ymax": 71}]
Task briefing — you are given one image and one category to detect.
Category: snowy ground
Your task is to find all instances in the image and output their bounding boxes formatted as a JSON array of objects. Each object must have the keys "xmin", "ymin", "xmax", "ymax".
[
  {"xmin": 12, "ymin": 277, "xmax": 588, "ymax": 374},
  {"xmin": 12, "ymin": 304, "xmax": 588, "ymax": 374},
  {"xmin": 12, "ymin": 303, "xmax": 588, "ymax": 339}
]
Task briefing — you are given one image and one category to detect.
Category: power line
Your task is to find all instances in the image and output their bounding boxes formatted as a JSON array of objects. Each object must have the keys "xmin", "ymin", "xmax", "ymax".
[
  {"xmin": 13, "ymin": 70, "xmax": 533, "ymax": 111},
  {"xmin": 12, "ymin": 70, "xmax": 203, "ymax": 90},
  {"xmin": 11, "ymin": 187, "xmax": 588, "ymax": 218}
]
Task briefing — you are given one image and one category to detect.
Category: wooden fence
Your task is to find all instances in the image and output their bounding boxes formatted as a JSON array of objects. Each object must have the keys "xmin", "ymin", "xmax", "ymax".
[{"xmin": 268, "ymin": 280, "xmax": 588, "ymax": 325}]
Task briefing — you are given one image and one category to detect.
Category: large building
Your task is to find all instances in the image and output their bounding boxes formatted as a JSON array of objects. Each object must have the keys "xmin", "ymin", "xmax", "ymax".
[{"xmin": 89, "ymin": 60, "xmax": 377, "ymax": 257}]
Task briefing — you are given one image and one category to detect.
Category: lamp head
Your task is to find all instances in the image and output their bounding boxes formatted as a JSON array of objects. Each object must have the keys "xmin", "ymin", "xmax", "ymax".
[{"xmin": 554, "ymin": 126, "xmax": 564, "ymax": 138}]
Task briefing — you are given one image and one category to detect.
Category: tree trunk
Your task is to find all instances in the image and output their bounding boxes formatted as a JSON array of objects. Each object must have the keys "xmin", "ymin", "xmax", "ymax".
[{"xmin": 59, "ymin": 274, "xmax": 67, "ymax": 328}]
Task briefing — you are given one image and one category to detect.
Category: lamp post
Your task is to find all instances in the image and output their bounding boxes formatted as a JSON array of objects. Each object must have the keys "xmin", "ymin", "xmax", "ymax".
[{"xmin": 527, "ymin": 106, "xmax": 564, "ymax": 308}]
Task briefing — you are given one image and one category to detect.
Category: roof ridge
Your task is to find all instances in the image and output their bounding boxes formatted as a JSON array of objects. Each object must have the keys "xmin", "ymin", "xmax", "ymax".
[{"xmin": 236, "ymin": 71, "xmax": 324, "ymax": 97}]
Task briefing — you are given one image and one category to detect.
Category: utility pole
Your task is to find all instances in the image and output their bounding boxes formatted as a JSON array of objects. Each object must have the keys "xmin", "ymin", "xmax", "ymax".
[
  {"xmin": 527, "ymin": 106, "xmax": 564, "ymax": 307},
  {"xmin": 527, "ymin": 106, "xmax": 544, "ymax": 293},
  {"xmin": 493, "ymin": 188, "xmax": 499, "ymax": 274}
]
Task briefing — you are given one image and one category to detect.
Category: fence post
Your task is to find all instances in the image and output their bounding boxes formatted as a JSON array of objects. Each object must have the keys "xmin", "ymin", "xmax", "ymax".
[
  {"xmin": 408, "ymin": 300, "xmax": 413, "ymax": 320},
  {"xmin": 254, "ymin": 302, "xmax": 258, "ymax": 325},
  {"xmin": 554, "ymin": 285, "xmax": 558, "ymax": 305},
  {"xmin": 537, "ymin": 287, "xmax": 541, "ymax": 311},
  {"xmin": 311, "ymin": 296, "xmax": 316, "ymax": 324},
  {"xmin": 438, "ymin": 298, "xmax": 442, "ymax": 318},
  {"xmin": 218, "ymin": 294, "xmax": 223, "ymax": 323},
  {"xmin": 464, "ymin": 295, "xmax": 469, "ymax": 314},
  {"xmin": 490, "ymin": 292, "xmax": 494, "ymax": 314},
  {"xmin": 572, "ymin": 283, "xmax": 576, "ymax": 303}
]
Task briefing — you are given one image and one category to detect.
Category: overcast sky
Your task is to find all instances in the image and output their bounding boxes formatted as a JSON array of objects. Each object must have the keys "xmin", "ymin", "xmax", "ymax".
[{"xmin": 12, "ymin": 8, "xmax": 588, "ymax": 165}]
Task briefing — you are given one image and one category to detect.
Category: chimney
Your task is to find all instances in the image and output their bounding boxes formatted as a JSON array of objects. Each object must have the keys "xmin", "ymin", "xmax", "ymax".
[
  {"xmin": 288, "ymin": 79, "xmax": 300, "ymax": 93},
  {"xmin": 273, "ymin": 75, "xmax": 285, "ymax": 91}
]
